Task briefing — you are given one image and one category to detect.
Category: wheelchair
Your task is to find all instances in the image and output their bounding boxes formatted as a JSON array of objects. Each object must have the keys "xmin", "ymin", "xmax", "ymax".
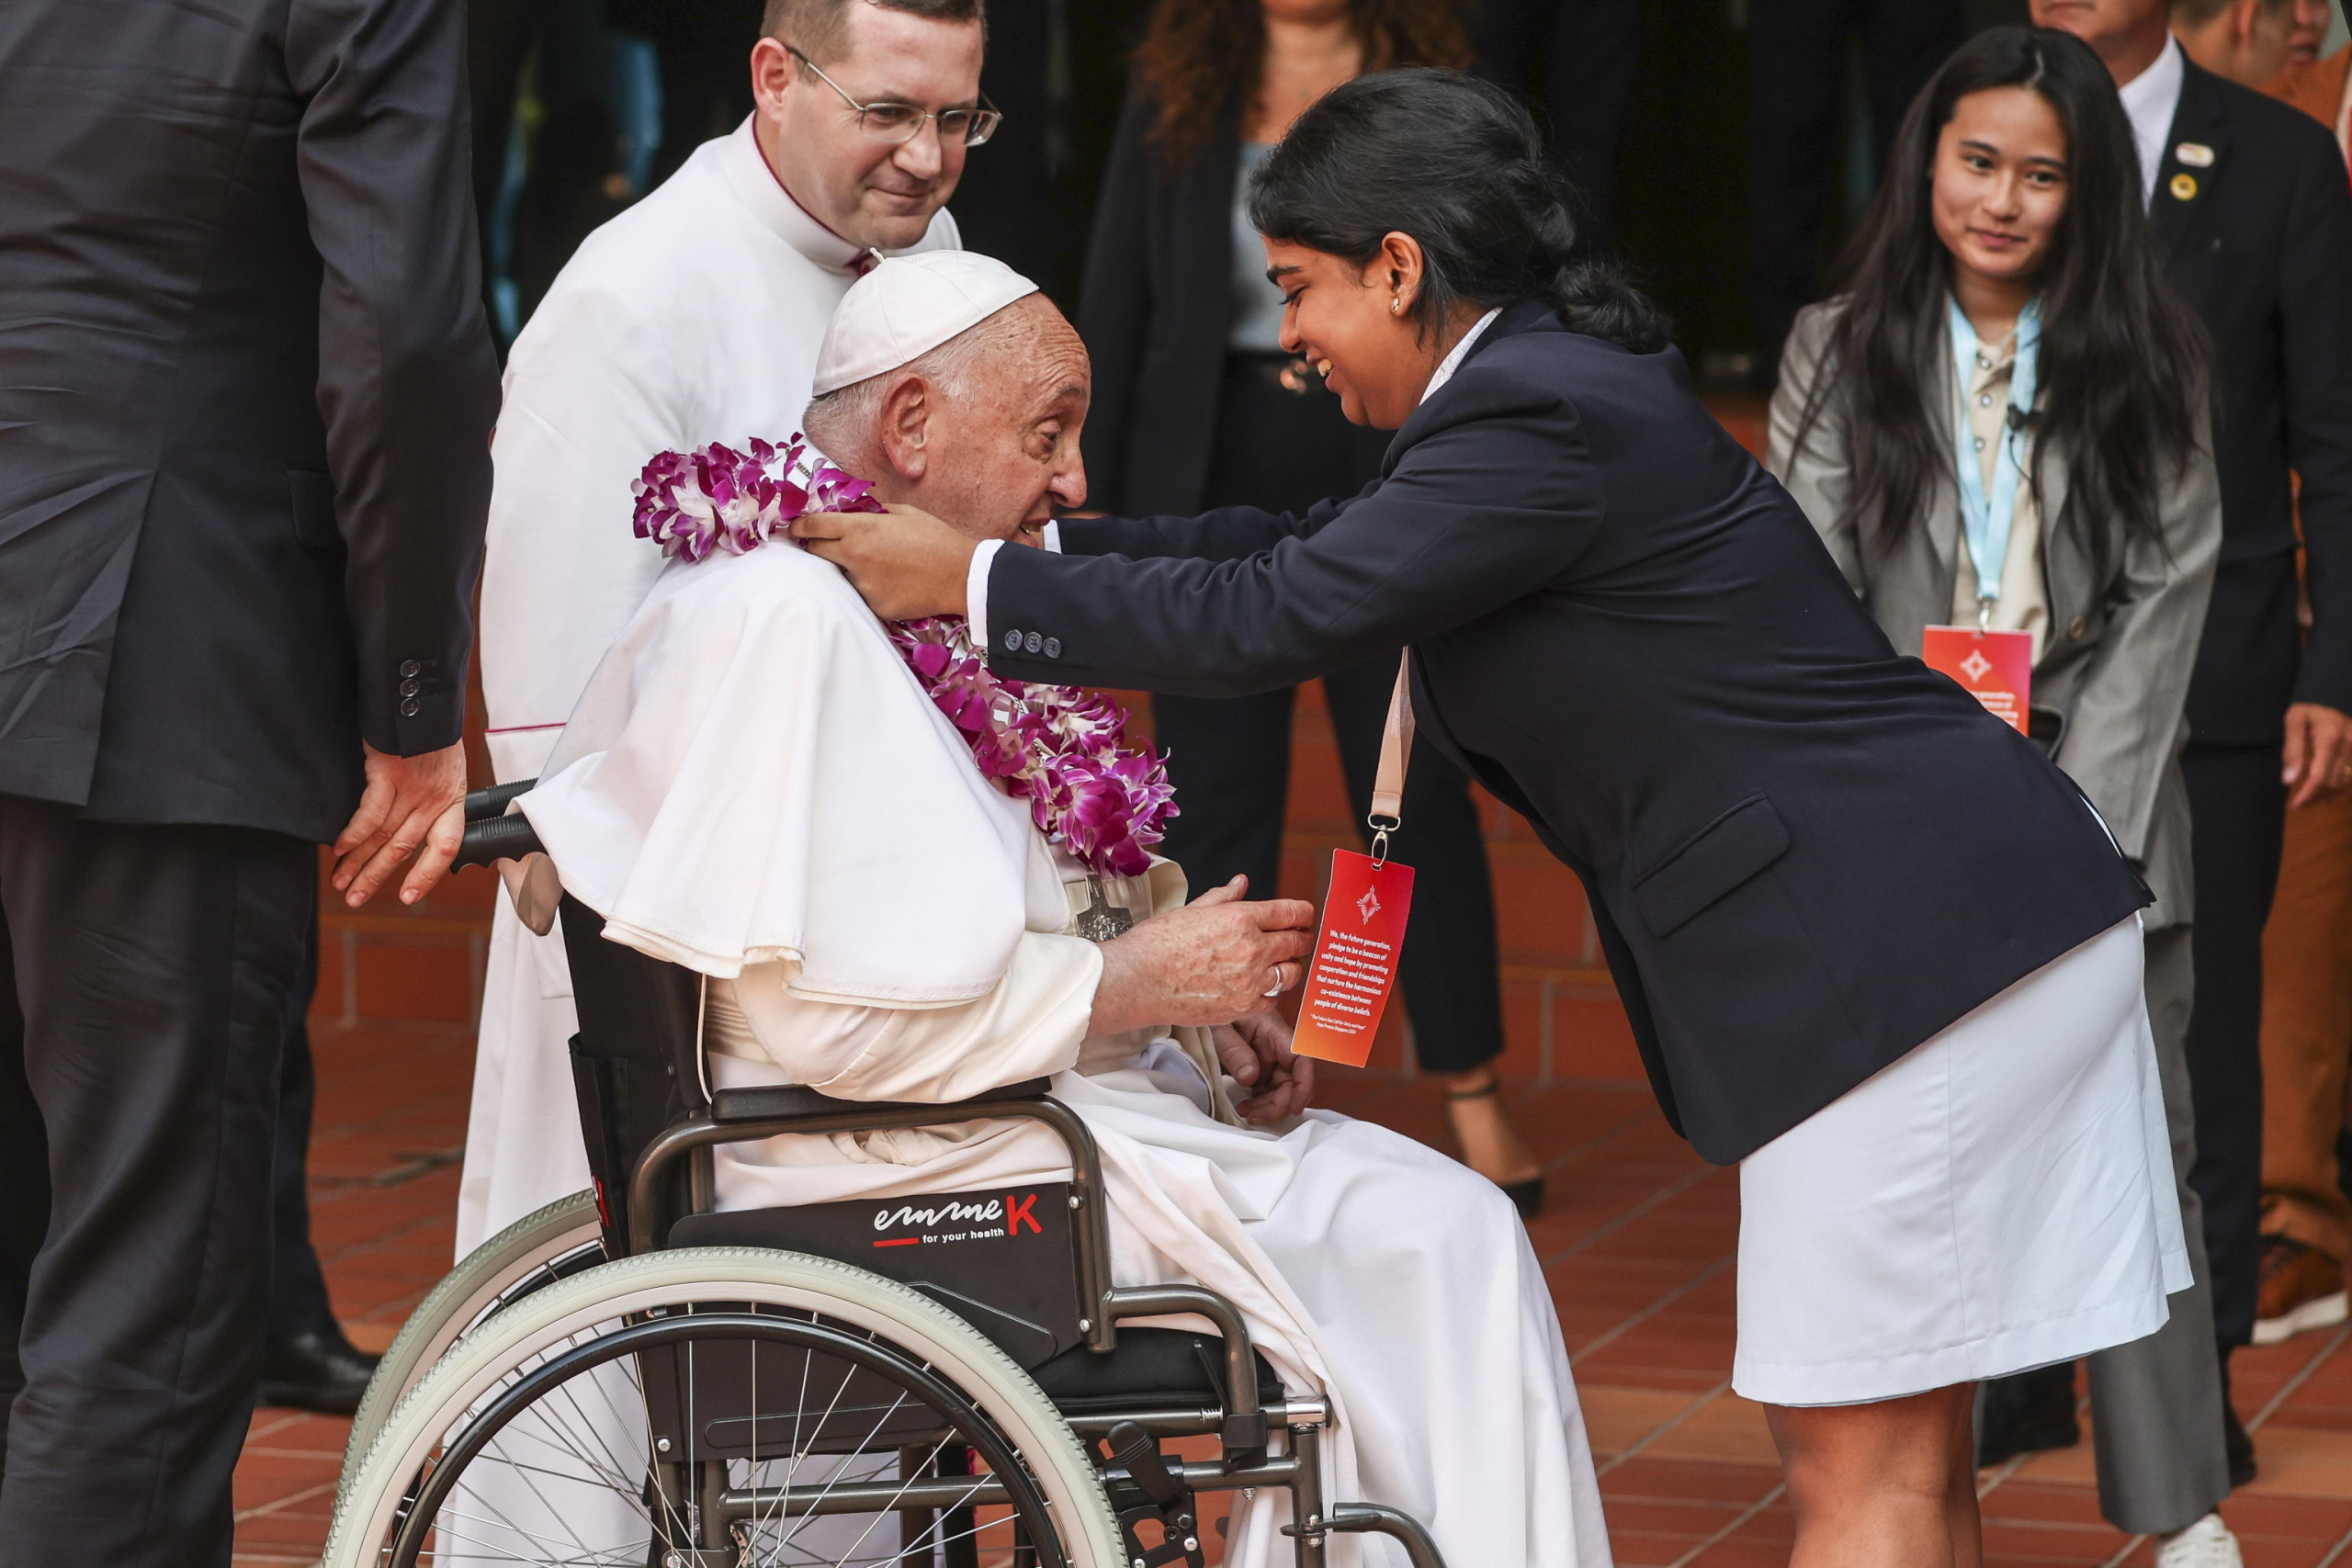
[{"xmin": 323, "ymin": 784, "xmax": 1448, "ymax": 1568}]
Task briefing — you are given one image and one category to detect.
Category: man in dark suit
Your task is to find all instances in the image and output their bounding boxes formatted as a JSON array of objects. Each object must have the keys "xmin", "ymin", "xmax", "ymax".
[
  {"xmin": 2032, "ymin": 0, "xmax": 2352, "ymax": 1485},
  {"xmin": 0, "ymin": 1, "xmax": 497, "ymax": 1558}
]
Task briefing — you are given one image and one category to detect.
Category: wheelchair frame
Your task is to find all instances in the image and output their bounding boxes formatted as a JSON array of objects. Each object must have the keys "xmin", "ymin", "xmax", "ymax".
[{"xmin": 424, "ymin": 786, "xmax": 1447, "ymax": 1568}]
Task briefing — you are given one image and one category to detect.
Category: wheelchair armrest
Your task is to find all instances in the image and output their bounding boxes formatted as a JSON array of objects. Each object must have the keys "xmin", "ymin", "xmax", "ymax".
[{"xmin": 709, "ymin": 1077, "xmax": 1054, "ymax": 1125}]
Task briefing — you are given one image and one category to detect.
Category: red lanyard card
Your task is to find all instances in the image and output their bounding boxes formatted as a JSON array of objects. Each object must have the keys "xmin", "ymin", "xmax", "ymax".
[
  {"xmin": 1291, "ymin": 849, "xmax": 1416, "ymax": 1067},
  {"xmin": 1921, "ymin": 625, "xmax": 2032, "ymax": 735}
]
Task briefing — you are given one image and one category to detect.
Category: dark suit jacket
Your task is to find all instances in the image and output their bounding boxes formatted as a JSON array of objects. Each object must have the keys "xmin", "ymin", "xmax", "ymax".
[
  {"xmin": 1077, "ymin": 86, "xmax": 1248, "ymax": 517},
  {"xmin": 989, "ymin": 302, "xmax": 2150, "ymax": 1163},
  {"xmin": 2157, "ymin": 60, "xmax": 2352, "ymax": 741},
  {"xmin": 1079, "ymin": 85, "xmax": 1389, "ymax": 516},
  {"xmin": 0, "ymin": 0, "xmax": 498, "ymax": 843}
]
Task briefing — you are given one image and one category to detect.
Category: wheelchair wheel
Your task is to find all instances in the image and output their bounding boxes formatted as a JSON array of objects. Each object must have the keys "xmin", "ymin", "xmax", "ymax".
[
  {"xmin": 342, "ymin": 1190, "xmax": 608, "ymax": 1490},
  {"xmin": 325, "ymin": 1246, "xmax": 1125, "ymax": 1568}
]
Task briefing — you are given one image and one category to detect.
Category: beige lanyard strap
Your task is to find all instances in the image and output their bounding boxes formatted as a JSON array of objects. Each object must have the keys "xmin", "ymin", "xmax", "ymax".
[{"xmin": 1367, "ymin": 653, "xmax": 1415, "ymax": 864}]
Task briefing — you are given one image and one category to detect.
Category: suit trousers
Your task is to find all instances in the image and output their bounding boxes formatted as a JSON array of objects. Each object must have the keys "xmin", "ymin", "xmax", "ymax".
[
  {"xmin": 1745, "ymin": 0, "xmax": 1962, "ymax": 361},
  {"xmin": 1150, "ymin": 358, "xmax": 1507, "ymax": 1074},
  {"xmin": 1977, "ymin": 923, "xmax": 2230, "ymax": 1534},
  {"xmin": 2184, "ymin": 741, "xmax": 2290, "ymax": 1352},
  {"xmin": 2083, "ymin": 922, "xmax": 2233, "ymax": 1534},
  {"xmin": 0, "ymin": 796, "xmax": 313, "ymax": 1567},
  {"xmin": 2258, "ymin": 786, "xmax": 2352, "ymax": 1260},
  {"xmin": 270, "ymin": 921, "xmax": 338, "ymax": 1340}
]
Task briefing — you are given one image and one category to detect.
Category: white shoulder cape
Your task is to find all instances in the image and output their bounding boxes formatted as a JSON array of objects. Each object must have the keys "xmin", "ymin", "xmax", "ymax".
[{"xmin": 521, "ymin": 543, "xmax": 1059, "ymax": 1003}]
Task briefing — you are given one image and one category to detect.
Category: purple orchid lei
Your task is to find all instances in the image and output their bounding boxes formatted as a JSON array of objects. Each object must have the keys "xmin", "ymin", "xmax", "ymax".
[{"xmin": 632, "ymin": 439, "xmax": 1178, "ymax": 880}]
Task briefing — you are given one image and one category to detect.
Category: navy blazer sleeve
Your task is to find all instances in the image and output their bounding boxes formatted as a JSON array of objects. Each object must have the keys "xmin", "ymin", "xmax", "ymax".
[
  {"xmin": 993, "ymin": 367, "xmax": 1600, "ymax": 693},
  {"xmin": 288, "ymin": 0, "xmax": 498, "ymax": 758},
  {"xmin": 2277, "ymin": 118, "xmax": 2352, "ymax": 714}
]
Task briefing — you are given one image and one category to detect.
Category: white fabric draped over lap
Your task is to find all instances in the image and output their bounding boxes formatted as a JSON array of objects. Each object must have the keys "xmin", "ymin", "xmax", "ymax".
[
  {"xmin": 458, "ymin": 114, "xmax": 956, "ymax": 1254},
  {"xmin": 461, "ymin": 523, "xmax": 1614, "ymax": 1564},
  {"xmin": 524, "ymin": 542, "xmax": 1063, "ymax": 998}
]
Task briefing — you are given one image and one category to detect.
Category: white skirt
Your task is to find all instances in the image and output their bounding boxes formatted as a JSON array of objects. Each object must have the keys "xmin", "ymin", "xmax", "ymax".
[{"xmin": 1733, "ymin": 915, "xmax": 2188, "ymax": 1406}]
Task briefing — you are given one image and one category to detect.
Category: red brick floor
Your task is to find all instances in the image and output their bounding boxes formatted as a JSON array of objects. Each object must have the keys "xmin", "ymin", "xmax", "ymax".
[{"xmin": 238, "ymin": 1011, "xmax": 2352, "ymax": 1566}]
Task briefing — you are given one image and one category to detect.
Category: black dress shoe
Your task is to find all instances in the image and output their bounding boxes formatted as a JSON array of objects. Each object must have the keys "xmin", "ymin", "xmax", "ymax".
[
  {"xmin": 2223, "ymin": 1396, "xmax": 2257, "ymax": 1488},
  {"xmin": 258, "ymin": 1325, "xmax": 380, "ymax": 1416},
  {"xmin": 1976, "ymin": 1361, "xmax": 2080, "ymax": 1468}
]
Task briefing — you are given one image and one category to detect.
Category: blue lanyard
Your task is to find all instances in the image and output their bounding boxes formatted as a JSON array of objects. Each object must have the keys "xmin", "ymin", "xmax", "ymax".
[{"xmin": 1948, "ymin": 295, "xmax": 2041, "ymax": 620}]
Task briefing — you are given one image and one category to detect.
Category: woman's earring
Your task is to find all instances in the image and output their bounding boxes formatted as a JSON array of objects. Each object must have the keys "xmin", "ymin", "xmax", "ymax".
[{"xmin": 1390, "ymin": 298, "xmax": 1403, "ymax": 315}]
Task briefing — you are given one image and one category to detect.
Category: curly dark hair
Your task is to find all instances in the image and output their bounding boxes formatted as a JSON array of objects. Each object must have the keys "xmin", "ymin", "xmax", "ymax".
[{"xmin": 1134, "ymin": 0, "xmax": 1472, "ymax": 168}]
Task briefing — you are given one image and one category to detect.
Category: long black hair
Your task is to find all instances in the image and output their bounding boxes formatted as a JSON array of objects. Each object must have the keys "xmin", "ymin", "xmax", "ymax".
[
  {"xmin": 1792, "ymin": 26, "xmax": 2208, "ymax": 577},
  {"xmin": 1246, "ymin": 68, "xmax": 1671, "ymax": 355}
]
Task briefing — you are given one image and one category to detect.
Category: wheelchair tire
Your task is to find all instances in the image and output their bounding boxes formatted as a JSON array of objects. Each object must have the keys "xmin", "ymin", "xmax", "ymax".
[
  {"xmin": 323, "ymin": 1245, "xmax": 1125, "ymax": 1568},
  {"xmin": 338, "ymin": 1189, "xmax": 607, "ymax": 1495}
]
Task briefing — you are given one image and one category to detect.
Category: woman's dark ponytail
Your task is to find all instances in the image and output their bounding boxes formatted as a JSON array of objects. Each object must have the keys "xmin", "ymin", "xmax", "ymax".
[{"xmin": 1248, "ymin": 68, "xmax": 1670, "ymax": 355}]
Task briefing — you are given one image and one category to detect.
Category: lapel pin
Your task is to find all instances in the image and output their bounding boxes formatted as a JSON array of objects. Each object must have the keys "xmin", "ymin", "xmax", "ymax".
[
  {"xmin": 2170, "ymin": 172, "xmax": 2199, "ymax": 201},
  {"xmin": 2176, "ymin": 141, "xmax": 2215, "ymax": 166}
]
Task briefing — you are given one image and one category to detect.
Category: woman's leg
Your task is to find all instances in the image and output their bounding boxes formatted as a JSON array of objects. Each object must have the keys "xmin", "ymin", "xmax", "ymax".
[{"xmin": 1766, "ymin": 1383, "xmax": 1981, "ymax": 1568}]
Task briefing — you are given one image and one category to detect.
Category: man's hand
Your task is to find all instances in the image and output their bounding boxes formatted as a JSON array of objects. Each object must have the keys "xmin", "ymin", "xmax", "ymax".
[
  {"xmin": 791, "ymin": 502, "xmax": 977, "ymax": 620},
  {"xmin": 2284, "ymin": 702, "xmax": 2352, "ymax": 808},
  {"xmin": 1215, "ymin": 1008, "xmax": 1314, "ymax": 1124},
  {"xmin": 1089, "ymin": 875, "xmax": 1317, "ymax": 1038},
  {"xmin": 332, "ymin": 741, "xmax": 469, "ymax": 908}
]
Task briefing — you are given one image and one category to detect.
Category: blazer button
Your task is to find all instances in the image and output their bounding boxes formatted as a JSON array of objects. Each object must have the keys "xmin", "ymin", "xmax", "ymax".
[
  {"xmin": 399, "ymin": 678, "xmax": 420, "ymax": 697},
  {"xmin": 399, "ymin": 660, "xmax": 421, "ymax": 678},
  {"xmin": 1045, "ymin": 637, "xmax": 1061, "ymax": 659},
  {"xmin": 399, "ymin": 698, "xmax": 421, "ymax": 718},
  {"xmin": 2068, "ymin": 615, "xmax": 2087, "ymax": 639},
  {"xmin": 1023, "ymin": 631, "xmax": 1044, "ymax": 654},
  {"xmin": 1003, "ymin": 629, "xmax": 1023, "ymax": 652}
]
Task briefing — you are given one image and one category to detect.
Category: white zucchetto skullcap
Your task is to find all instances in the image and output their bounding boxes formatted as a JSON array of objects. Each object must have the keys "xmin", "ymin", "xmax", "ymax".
[{"xmin": 811, "ymin": 250, "xmax": 1042, "ymax": 396}]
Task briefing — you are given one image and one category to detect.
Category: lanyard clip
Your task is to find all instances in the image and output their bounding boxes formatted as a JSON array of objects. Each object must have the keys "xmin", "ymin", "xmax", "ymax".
[{"xmin": 1977, "ymin": 597, "xmax": 1994, "ymax": 634}]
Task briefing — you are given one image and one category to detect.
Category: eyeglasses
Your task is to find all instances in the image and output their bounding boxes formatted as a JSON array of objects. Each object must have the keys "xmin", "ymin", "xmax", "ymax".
[{"xmin": 786, "ymin": 46, "xmax": 1001, "ymax": 147}]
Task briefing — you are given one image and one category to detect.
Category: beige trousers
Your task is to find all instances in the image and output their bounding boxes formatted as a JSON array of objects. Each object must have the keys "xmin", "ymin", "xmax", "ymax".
[{"xmin": 2258, "ymin": 787, "xmax": 2352, "ymax": 1259}]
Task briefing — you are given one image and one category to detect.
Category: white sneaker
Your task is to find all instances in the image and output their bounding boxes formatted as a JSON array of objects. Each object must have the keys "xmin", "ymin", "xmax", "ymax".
[{"xmin": 2154, "ymin": 1513, "xmax": 2243, "ymax": 1568}]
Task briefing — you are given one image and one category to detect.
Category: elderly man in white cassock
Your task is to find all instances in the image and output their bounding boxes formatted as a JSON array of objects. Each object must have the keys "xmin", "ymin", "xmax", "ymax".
[
  {"xmin": 513, "ymin": 252, "xmax": 1613, "ymax": 1568},
  {"xmin": 461, "ymin": 0, "xmax": 997, "ymax": 1255}
]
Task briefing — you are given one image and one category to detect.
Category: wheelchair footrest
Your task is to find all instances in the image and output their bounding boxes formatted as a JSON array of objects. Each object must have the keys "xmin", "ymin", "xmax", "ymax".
[{"xmin": 1101, "ymin": 1421, "xmax": 1205, "ymax": 1568}]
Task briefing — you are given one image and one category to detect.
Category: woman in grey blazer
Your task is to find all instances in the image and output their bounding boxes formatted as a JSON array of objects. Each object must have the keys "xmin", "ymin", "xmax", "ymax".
[{"xmin": 1770, "ymin": 26, "xmax": 2232, "ymax": 1562}]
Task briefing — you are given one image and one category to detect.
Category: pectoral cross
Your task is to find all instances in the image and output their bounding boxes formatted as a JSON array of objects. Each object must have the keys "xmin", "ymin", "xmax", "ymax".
[{"xmin": 1074, "ymin": 876, "xmax": 1133, "ymax": 942}]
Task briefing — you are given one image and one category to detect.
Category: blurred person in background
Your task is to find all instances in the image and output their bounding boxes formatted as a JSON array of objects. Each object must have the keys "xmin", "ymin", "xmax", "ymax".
[
  {"xmin": 1770, "ymin": 26, "xmax": 2235, "ymax": 1561},
  {"xmin": 0, "ymin": 0, "xmax": 496, "ymax": 1558},
  {"xmin": 2250, "ymin": 0, "xmax": 2352, "ymax": 1356},
  {"xmin": 1473, "ymin": 0, "xmax": 1644, "ymax": 254},
  {"xmin": 1077, "ymin": 0, "xmax": 1546, "ymax": 1213},
  {"xmin": 460, "ymin": 0, "xmax": 985, "ymax": 1260},
  {"xmin": 2283, "ymin": 0, "xmax": 2340, "ymax": 63},
  {"xmin": 2029, "ymin": 0, "xmax": 2352, "ymax": 1487},
  {"xmin": 1745, "ymin": 0, "xmax": 1964, "ymax": 382}
]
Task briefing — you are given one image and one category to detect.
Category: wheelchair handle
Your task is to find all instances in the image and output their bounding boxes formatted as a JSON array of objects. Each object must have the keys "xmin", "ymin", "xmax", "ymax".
[
  {"xmin": 465, "ymin": 778, "xmax": 537, "ymax": 820},
  {"xmin": 451, "ymin": 810, "xmax": 545, "ymax": 870}
]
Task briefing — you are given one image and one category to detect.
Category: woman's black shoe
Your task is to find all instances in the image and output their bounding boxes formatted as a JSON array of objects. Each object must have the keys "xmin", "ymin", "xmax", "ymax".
[
  {"xmin": 257, "ymin": 1326, "xmax": 379, "ymax": 1416},
  {"xmin": 1975, "ymin": 1362, "xmax": 2080, "ymax": 1468},
  {"xmin": 1504, "ymin": 1177, "xmax": 1544, "ymax": 1220},
  {"xmin": 2224, "ymin": 1398, "xmax": 2258, "ymax": 1487}
]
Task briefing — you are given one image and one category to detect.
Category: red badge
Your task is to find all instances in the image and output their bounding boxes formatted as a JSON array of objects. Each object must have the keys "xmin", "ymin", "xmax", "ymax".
[
  {"xmin": 1291, "ymin": 850, "xmax": 1416, "ymax": 1067},
  {"xmin": 1921, "ymin": 625, "xmax": 2033, "ymax": 734}
]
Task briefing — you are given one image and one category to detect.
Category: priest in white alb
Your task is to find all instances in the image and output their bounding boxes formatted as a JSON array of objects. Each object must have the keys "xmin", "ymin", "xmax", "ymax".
[
  {"xmin": 462, "ymin": 0, "xmax": 997, "ymax": 1254},
  {"xmin": 509, "ymin": 251, "xmax": 1613, "ymax": 1568}
]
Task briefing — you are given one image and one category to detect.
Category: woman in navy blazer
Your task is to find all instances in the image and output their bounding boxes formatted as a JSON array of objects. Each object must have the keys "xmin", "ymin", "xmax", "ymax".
[{"xmin": 802, "ymin": 70, "xmax": 2183, "ymax": 1560}]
